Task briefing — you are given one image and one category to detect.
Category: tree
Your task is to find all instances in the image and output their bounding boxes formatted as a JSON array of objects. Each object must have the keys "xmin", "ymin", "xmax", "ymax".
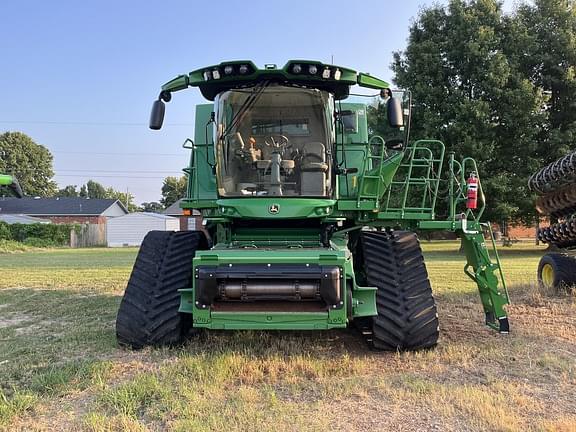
[
  {"xmin": 141, "ymin": 202, "xmax": 163, "ymax": 213},
  {"xmin": 161, "ymin": 176, "xmax": 187, "ymax": 208},
  {"xmin": 62, "ymin": 179, "xmax": 138, "ymax": 212},
  {"xmin": 86, "ymin": 180, "xmax": 107, "ymax": 199},
  {"xmin": 0, "ymin": 132, "xmax": 57, "ymax": 197},
  {"xmin": 515, "ymin": 0, "xmax": 576, "ymax": 162},
  {"xmin": 105, "ymin": 186, "xmax": 138, "ymax": 212},
  {"xmin": 392, "ymin": 0, "xmax": 544, "ymax": 224},
  {"xmin": 56, "ymin": 185, "xmax": 79, "ymax": 197}
]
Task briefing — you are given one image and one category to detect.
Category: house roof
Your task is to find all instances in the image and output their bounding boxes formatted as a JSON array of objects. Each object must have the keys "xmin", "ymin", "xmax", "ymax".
[
  {"xmin": 113, "ymin": 212, "xmax": 177, "ymax": 220},
  {"xmin": 0, "ymin": 214, "xmax": 52, "ymax": 224},
  {"xmin": 0, "ymin": 197, "xmax": 128, "ymax": 216},
  {"xmin": 163, "ymin": 199, "xmax": 201, "ymax": 216}
]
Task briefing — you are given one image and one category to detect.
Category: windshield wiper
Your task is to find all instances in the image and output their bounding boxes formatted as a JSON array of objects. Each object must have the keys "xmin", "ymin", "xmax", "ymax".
[{"xmin": 221, "ymin": 80, "xmax": 270, "ymax": 140}]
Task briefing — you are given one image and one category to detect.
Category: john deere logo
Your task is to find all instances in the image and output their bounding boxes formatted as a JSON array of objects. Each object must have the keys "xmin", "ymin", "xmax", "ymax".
[{"xmin": 269, "ymin": 204, "xmax": 280, "ymax": 214}]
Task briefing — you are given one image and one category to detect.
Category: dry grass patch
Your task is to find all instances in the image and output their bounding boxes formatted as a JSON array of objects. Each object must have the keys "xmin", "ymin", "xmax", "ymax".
[{"xmin": 2, "ymin": 243, "xmax": 576, "ymax": 431}]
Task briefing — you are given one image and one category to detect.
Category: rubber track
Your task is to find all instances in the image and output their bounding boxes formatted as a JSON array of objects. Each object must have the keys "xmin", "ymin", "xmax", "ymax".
[
  {"xmin": 360, "ymin": 231, "xmax": 439, "ymax": 351},
  {"xmin": 116, "ymin": 230, "xmax": 207, "ymax": 348}
]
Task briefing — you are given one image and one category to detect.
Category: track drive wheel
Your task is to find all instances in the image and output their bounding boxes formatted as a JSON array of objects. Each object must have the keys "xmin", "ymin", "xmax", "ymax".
[
  {"xmin": 537, "ymin": 252, "xmax": 576, "ymax": 291},
  {"xmin": 359, "ymin": 230, "xmax": 439, "ymax": 351},
  {"xmin": 116, "ymin": 230, "xmax": 208, "ymax": 349}
]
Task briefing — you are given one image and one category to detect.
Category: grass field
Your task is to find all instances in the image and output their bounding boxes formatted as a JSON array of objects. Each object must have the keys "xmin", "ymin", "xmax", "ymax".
[{"xmin": 0, "ymin": 242, "xmax": 575, "ymax": 431}]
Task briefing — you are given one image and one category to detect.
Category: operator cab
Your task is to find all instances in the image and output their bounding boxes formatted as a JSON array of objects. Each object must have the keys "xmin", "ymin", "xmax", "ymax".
[{"xmin": 215, "ymin": 85, "xmax": 333, "ymax": 197}]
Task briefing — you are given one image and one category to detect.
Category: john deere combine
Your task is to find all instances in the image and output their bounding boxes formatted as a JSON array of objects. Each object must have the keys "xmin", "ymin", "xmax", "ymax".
[
  {"xmin": 0, "ymin": 174, "xmax": 23, "ymax": 198},
  {"xmin": 116, "ymin": 60, "xmax": 509, "ymax": 350},
  {"xmin": 530, "ymin": 150, "xmax": 576, "ymax": 289}
]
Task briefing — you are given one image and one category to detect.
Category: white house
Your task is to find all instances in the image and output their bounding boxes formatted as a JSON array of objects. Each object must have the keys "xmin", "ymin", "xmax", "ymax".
[{"xmin": 106, "ymin": 213, "xmax": 180, "ymax": 247}]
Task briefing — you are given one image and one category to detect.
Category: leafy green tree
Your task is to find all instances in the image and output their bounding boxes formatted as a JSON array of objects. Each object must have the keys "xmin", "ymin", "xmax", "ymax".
[
  {"xmin": 515, "ymin": 0, "xmax": 576, "ymax": 162},
  {"xmin": 0, "ymin": 132, "xmax": 57, "ymax": 197},
  {"xmin": 105, "ymin": 187, "xmax": 137, "ymax": 212},
  {"xmin": 141, "ymin": 202, "xmax": 163, "ymax": 213},
  {"xmin": 86, "ymin": 180, "xmax": 107, "ymax": 199},
  {"xmin": 66, "ymin": 180, "xmax": 137, "ymax": 211},
  {"xmin": 392, "ymin": 0, "xmax": 544, "ymax": 224},
  {"xmin": 161, "ymin": 176, "xmax": 187, "ymax": 208},
  {"xmin": 56, "ymin": 185, "xmax": 79, "ymax": 197}
]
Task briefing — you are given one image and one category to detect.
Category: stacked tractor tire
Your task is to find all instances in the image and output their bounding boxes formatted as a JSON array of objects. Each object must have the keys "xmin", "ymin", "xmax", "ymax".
[{"xmin": 529, "ymin": 150, "xmax": 576, "ymax": 289}]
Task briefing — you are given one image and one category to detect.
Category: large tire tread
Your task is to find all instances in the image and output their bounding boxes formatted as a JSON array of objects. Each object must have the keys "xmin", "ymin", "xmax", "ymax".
[
  {"xmin": 116, "ymin": 230, "xmax": 207, "ymax": 349},
  {"xmin": 359, "ymin": 230, "xmax": 439, "ymax": 351}
]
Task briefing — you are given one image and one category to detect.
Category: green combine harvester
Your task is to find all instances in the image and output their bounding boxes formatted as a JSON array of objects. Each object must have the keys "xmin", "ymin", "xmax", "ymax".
[
  {"xmin": 530, "ymin": 151, "xmax": 576, "ymax": 289},
  {"xmin": 116, "ymin": 60, "xmax": 509, "ymax": 350},
  {"xmin": 0, "ymin": 174, "xmax": 23, "ymax": 198}
]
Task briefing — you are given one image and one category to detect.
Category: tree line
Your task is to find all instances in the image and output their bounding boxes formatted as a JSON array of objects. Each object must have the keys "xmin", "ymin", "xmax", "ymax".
[{"xmin": 0, "ymin": 131, "xmax": 186, "ymax": 212}]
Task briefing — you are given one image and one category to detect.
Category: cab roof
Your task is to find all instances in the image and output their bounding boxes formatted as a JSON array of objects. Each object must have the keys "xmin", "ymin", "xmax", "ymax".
[{"xmin": 159, "ymin": 60, "xmax": 390, "ymax": 101}]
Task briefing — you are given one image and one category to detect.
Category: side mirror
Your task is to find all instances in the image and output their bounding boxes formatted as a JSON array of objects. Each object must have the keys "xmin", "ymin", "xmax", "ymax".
[
  {"xmin": 149, "ymin": 99, "xmax": 165, "ymax": 130},
  {"xmin": 387, "ymin": 97, "xmax": 403, "ymax": 128}
]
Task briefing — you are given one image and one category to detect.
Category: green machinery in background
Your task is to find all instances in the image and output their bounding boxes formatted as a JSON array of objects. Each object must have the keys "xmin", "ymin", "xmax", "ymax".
[
  {"xmin": 530, "ymin": 151, "xmax": 576, "ymax": 289},
  {"xmin": 116, "ymin": 60, "xmax": 510, "ymax": 350},
  {"xmin": 0, "ymin": 174, "xmax": 23, "ymax": 198}
]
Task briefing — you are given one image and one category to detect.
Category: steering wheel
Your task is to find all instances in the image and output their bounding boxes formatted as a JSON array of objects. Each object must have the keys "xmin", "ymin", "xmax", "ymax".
[{"xmin": 264, "ymin": 134, "xmax": 290, "ymax": 150}]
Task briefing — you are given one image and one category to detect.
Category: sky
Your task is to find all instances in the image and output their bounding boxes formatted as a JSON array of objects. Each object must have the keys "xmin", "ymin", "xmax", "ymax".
[{"xmin": 0, "ymin": 0, "xmax": 516, "ymax": 204}]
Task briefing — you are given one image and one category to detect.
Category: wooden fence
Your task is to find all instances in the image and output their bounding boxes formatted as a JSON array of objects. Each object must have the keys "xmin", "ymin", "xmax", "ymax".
[{"xmin": 70, "ymin": 224, "xmax": 106, "ymax": 248}]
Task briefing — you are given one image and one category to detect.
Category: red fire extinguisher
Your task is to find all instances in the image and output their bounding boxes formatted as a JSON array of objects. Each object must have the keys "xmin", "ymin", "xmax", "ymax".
[{"xmin": 467, "ymin": 172, "xmax": 478, "ymax": 209}]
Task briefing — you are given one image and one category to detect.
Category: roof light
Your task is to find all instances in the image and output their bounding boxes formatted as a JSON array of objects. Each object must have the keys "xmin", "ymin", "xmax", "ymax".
[
  {"xmin": 203, "ymin": 70, "xmax": 212, "ymax": 81},
  {"xmin": 333, "ymin": 69, "xmax": 342, "ymax": 80},
  {"xmin": 239, "ymin": 64, "xmax": 249, "ymax": 74},
  {"xmin": 212, "ymin": 69, "xmax": 221, "ymax": 80},
  {"xmin": 322, "ymin": 68, "xmax": 331, "ymax": 79},
  {"xmin": 292, "ymin": 64, "xmax": 302, "ymax": 74},
  {"xmin": 224, "ymin": 65, "xmax": 234, "ymax": 75},
  {"xmin": 308, "ymin": 65, "xmax": 318, "ymax": 75}
]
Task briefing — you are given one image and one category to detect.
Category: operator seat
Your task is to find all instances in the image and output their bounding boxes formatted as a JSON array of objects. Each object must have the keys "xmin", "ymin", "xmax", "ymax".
[{"xmin": 300, "ymin": 142, "xmax": 328, "ymax": 196}]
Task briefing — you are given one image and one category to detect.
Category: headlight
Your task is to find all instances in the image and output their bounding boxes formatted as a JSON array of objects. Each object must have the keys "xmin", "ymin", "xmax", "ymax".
[
  {"xmin": 212, "ymin": 69, "xmax": 221, "ymax": 80},
  {"xmin": 203, "ymin": 71, "xmax": 212, "ymax": 81},
  {"xmin": 322, "ymin": 68, "xmax": 331, "ymax": 79},
  {"xmin": 333, "ymin": 69, "xmax": 342, "ymax": 80}
]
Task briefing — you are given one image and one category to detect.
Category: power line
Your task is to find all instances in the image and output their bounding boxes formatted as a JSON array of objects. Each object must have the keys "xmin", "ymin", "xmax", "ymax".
[
  {"xmin": 0, "ymin": 120, "xmax": 194, "ymax": 127},
  {"xmin": 53, "ymin": 174, "xmax": 173, "ymax": 179},
  {"xmin": 50, "ymin": 150, "xmax": 186, "ymax": 156},
  {"xmin": 13, "ymin": 168, "xmax": 184, "ymax": 174}
]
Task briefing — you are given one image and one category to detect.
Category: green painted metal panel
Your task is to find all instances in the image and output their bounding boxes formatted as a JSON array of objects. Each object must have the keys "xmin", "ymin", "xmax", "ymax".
[
  {"xmin": 337, "ymin": 102, "xmax": 368, "ymax": 200},
  {"xmin": 0, "ymin": 175, "xmax": 13, "ymax": 186},
  {"xmin": 185, "ymin": 104, "xmax": 217, "ymax": 203},
  {"xmin": 177, "ymin": 239, "xmax": 378, "ymax": 330},
  {"xmin": 358, "ymin": 152, "xmax": 404, "ymax": 199},
  {"xmin": 357, "ymin": 73, "xmax": 390, "ymax": 89},
  {"xmin": 216, "ymin": 198, "xmax": 337, "ymax": 219}
]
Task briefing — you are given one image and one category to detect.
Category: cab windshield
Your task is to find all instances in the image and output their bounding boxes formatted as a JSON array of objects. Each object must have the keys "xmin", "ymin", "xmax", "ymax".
[{"xmin": 216, "ymin": 85, "xmax": 333, "ymax": 197}]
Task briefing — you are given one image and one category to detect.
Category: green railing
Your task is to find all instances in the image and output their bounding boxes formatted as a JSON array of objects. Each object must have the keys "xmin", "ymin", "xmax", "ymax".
[
  {"xmin": 447, "ymin": 154, "xmax": 486, "ymax": 222},
  {"xmin": 377, "ymin": 140, "xmax": 445, "ymax": 220}
]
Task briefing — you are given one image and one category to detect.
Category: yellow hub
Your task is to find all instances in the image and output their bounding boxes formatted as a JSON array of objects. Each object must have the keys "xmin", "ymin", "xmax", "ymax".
[{"xmin": 541, "ymin": 263, "xmax": 555, "ymax": 288}]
